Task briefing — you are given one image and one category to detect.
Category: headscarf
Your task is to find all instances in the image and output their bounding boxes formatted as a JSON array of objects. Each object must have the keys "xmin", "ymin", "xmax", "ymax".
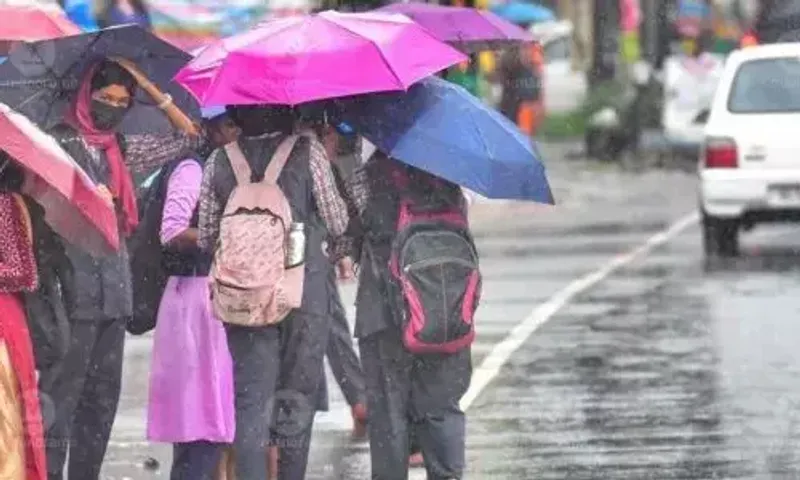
[{"xmin": 64, "ymin": 64, "xmax": 138, "ymax": 236}]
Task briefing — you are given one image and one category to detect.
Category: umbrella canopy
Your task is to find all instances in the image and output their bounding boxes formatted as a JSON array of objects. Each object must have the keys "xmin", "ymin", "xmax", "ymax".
[
  {"xmin": 0, "ymin": 102, "xmax": 119, "ymax": 256},
  {"xmin": 375, "ymin": 3, "xmax": 534, "ymax": 53},
  {"xmin": 0, "ymin": 4, "xmax": 81, "ymax": 56},
  {"xmin": 61, "ymin": 0, "xmax": 99, "ymax": 32},
  {"xmin": 174, "ymin": 10, "xmax": 467, "ymax": 106},
  {"xmin": 0, "ymin": 5, "xmax": 81, "ymax": 42},
  {"xmin": 491, "ymin": 2, "xmax": 555, "ymax": 25},
  {"xmin": 336, "ymin": 76, "xmax": 553, "ymax": 203},
  {"xmin": 0, "ymin": 25, "xmax": 200, "ymax": 134}
]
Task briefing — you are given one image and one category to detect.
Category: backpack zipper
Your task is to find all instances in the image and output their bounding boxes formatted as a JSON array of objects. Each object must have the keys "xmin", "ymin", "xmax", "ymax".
[
  {"xmin": 215, "ymin": 279, "xmax": 250, "ymax": 291},
  {"xmin": 403, "ymin": 257, "xmax": 476, "ymax": 273},
  {"xmin": 399, "ymin": 231, "xmax": 476, "ymax": 267}
]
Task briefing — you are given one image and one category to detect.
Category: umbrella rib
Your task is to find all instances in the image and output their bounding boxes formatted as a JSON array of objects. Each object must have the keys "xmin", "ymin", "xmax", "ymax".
[
  {"xmin": 22, "ymin": 40, "xmax": 76, "ymax": 127},
  {"xmin": 203, "ymin": 18, "xmax": 301, "ymax": 104},
  {"xmin": 321, "ymin": 15, "xmax": 407, "ymax": 89},
  {"xmin": 368, "ymin": 43, "xmax": 406, "ymax": 90}
]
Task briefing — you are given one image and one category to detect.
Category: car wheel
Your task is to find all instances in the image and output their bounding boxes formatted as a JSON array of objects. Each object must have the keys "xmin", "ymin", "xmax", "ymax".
[{"xmin": 701, "ymin": 212, "xmax": 740, "ymax": 257}]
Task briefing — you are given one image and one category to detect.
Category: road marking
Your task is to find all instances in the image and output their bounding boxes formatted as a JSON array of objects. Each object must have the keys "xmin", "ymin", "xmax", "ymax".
[{"xmin": 460, "ymin": 211, "xmax": 700, "ymax": 411}]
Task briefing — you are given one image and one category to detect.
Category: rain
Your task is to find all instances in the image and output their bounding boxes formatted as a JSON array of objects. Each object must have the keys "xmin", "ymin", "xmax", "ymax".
[{"xmin": 1, "ymin": 1, "xmax": 799, "ymax": 480}]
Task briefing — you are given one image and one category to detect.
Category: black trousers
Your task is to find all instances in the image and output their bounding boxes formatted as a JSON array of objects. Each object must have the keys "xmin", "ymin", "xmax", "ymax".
[
  {"xmin": 225, "ymin": 324, "xmax": 281, "ymax": 480},
  {"xmin": 360, "ymin": 327, "xmax": 472, "ymax": 480},
  {"xmin": 273, "ymin": 309, "xmax": 331, "ymax": 480},
  {"xmin": 171, "ymin": 441, "xmax": 224, "ymax": 480},
  {"xmin": 326, "ymin": 272, "xmax": 365, "ymax": 407},
  {"xmin": 45, "ymin": 318, "xmax": 126, "ymax": 480}
]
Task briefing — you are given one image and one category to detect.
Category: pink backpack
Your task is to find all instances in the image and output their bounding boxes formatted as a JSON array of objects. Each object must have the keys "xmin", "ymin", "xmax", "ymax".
[{"xmin": 210, "ymin": 135, "xmax": 305, "ymax": 326}]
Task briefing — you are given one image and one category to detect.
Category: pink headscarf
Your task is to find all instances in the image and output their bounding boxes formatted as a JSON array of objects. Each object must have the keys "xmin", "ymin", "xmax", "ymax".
[{"xmin": 64, "ymin": 64, "xmax": 138, "ymax": 237}]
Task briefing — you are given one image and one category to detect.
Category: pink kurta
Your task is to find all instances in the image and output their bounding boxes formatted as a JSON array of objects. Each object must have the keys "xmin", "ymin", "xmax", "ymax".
[{"xmin": 146, "ymin": 159, "xmax": 234, "ymax": 443}]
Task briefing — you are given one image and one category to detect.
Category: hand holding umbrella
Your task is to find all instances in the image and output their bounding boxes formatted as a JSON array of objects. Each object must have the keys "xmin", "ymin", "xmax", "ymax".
[{"xmin": 110, "ymin": 57, "xmax": 198, "ymax": 136}]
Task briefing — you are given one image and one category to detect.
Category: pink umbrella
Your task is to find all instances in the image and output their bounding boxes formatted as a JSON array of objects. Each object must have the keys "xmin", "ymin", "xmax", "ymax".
[
  {"xmin": 0, "ymin": 5, "xmax": 81, "ymax": 42},
  {"xmin": 376, "ymin": 3, "xmax": 534, "ymax": 53},
  {"xmin": 0, "ymin": 5, "xmax": 81, "ymax": 55},
  {"xmin": 174, "ymin": 10, "xmax": 467, "ymax": 106},
  {"xmin": 0, "ymin": 103, "xmax": 120, "ymax": 256}
]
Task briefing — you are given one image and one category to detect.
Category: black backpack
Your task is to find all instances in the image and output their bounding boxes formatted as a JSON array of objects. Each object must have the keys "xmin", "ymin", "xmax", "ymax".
[
  {"xmin": 126, "ymin": 158, "xmax": 189, "ymax": 335},
  {"xmin": 368, "ymin": 159, "xmax": 482, "ymax": 354}
]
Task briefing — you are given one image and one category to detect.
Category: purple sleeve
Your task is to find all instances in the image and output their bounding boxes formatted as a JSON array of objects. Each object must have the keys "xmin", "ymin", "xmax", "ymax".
[{"xmin": 160, "ymin": 159, "xmax": 202, "ymax": 245}]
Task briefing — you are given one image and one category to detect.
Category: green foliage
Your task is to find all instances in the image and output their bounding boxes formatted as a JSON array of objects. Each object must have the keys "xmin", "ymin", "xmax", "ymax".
[
  {"xmin": 539, "ymin": 76, "xmax": 664, "ymax": 140},
  {"xmin": 539, "ymin": 111, "xmax": 587, "ymax": 139},
  {"xmin": 538, "ymin": 80, "xmax": 626, "ymax": 140}
]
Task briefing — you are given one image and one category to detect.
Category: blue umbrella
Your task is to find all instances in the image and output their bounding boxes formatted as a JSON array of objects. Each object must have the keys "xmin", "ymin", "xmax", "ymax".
[
  {"xmin": 62, "ymin": 0, "xmax": 100, "ymax": 32},
  {"xmin": 491, "ymin": 2, "xmax": 555, "ymax": 25},
  {"xmin": 337, "ymin": 76, "xmax": 553, "ymax": 203},
  {"xmin": 201, "ymin": 105, "xmax": 227, "ymax": 120},
  {"xmin": 0, "ymin": 25, "xmax": 199, "ymax": 134}
]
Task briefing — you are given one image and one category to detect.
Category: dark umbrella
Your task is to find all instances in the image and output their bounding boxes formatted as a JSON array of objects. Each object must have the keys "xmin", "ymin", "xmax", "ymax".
[
  {"xmin": 0, "ymin": 24, "xmax": 199, "ymax": 134},
  {"xmin": 376, "ymin": 3, "xmax": 534, "ymax": 53}
]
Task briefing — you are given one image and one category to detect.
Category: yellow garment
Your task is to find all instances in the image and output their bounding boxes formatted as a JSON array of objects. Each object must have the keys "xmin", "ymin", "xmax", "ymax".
[
  {"xmin": 681, "ymin": 38, "xmax": 695, "ymax": 55},
  {"xmin": 479, "ymin": 51, "xmax": 495, "ymax": 75},
  {"xmin": 0, "ymin": 340, "xmax": 26, "ymax": 480},
  {"xmin": 621, "ymin": 31, "xmax": 641, "ymax": 63}
]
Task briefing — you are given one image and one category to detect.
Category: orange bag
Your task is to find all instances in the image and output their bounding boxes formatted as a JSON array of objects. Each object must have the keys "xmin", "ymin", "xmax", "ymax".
[{"xmin": 517, "ymin": 101, "xmax": 543, "ymax": 136}]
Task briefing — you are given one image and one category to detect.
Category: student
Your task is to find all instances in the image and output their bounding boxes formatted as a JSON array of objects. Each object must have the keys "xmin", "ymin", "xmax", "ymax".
[
  {"xmin": 146, "ymin": 108, "xmax": 240, "ymax": 480},
  {"xmin": 318, "ymin": 122, "xmax": 368, "ymax": 438},
  {"xmin": 45, "ymin": 58, "xmax": 199, "ymax": 480},
  {"xmin": 332, "ymin": 151, "xmax": 477, "ymax": 480},
  {"xmin": 198, "ymin": 105, "xmax": 348, "ymax": 480}
]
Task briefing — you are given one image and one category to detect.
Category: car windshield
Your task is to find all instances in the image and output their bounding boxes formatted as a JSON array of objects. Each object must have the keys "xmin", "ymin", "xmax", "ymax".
[{"xmin": 728, "ymin": 57, "xmax": 800, "ymax": 113}]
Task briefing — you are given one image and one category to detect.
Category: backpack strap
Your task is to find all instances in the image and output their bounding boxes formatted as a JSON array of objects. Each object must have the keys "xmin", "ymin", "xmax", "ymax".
[
  {"xmin": 262, "ymin": 134, "xmax": 301, "ymax": 185},
  {"xmin": 224, "ymin": 141, "xmax": 252, "ymax": 186}
]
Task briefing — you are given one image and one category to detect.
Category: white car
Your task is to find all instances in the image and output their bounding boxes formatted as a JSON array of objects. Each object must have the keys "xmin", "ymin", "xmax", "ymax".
[
  {"xmin": 530, "ymin": 20, "xmax": 587, "ymax": 114},
  {"xmin": 662, "ymin": 53, "xmax": 724, "ymax": 149},
  {"xmin": 699, "ymin": 42, "xmax": 800, "ymax": 257}
]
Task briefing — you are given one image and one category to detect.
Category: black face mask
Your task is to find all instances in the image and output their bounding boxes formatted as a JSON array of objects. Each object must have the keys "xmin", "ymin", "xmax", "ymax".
[{"xmin": 90, "ymin": 100, "xmax": 127, "ymax": 131}]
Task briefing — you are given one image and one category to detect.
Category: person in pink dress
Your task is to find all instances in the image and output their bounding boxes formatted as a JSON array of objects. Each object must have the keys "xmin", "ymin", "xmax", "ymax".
[{"xmin": 147, "ymin": 109, "xmax": 240, "ymax": 479}]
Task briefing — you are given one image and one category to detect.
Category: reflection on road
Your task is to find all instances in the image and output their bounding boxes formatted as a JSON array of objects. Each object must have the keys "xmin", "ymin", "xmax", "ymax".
[
  {"xmin": 103, "ymin": 152, "xmax": 800, "ymax": 479},
  {"xmin": 467, "ymin": 225, "xmax": 800, "ymax": 479}
]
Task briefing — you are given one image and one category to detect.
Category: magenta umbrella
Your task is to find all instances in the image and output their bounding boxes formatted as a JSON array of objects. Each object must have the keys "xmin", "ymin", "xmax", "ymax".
[
  {"xmin": 173, "ymin": 10, "xmax": 467, "ymax": 106},
  {"xmin": 376, "ymin": 3, "xmax": 535, "ymax": 53}
]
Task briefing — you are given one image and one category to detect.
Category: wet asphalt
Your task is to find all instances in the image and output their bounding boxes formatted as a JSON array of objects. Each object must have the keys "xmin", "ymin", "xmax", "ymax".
[{"xmin": 100, "ymin": 145, "xmax": 800, "ymax": 479}]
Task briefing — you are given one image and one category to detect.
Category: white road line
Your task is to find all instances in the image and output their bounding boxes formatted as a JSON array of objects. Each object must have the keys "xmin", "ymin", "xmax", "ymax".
[{"xmin": 460, "ymin": 212, "xmax": 700, "ymax": 411}]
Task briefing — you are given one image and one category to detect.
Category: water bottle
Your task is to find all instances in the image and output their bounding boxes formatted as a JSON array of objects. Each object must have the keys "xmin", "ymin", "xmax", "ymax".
[{"xmin": 286, "ymin": 222, "xmax": 306, "ymax": 269}]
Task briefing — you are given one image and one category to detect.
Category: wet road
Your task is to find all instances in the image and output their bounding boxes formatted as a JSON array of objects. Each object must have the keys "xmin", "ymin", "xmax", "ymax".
[
  {"xmin": 463, "ymin": 223, "xmax": 800, "ymax": 480},
  {"xmin": 101, "ymin": 148, "xmax": 800, "ymax": 478}
]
